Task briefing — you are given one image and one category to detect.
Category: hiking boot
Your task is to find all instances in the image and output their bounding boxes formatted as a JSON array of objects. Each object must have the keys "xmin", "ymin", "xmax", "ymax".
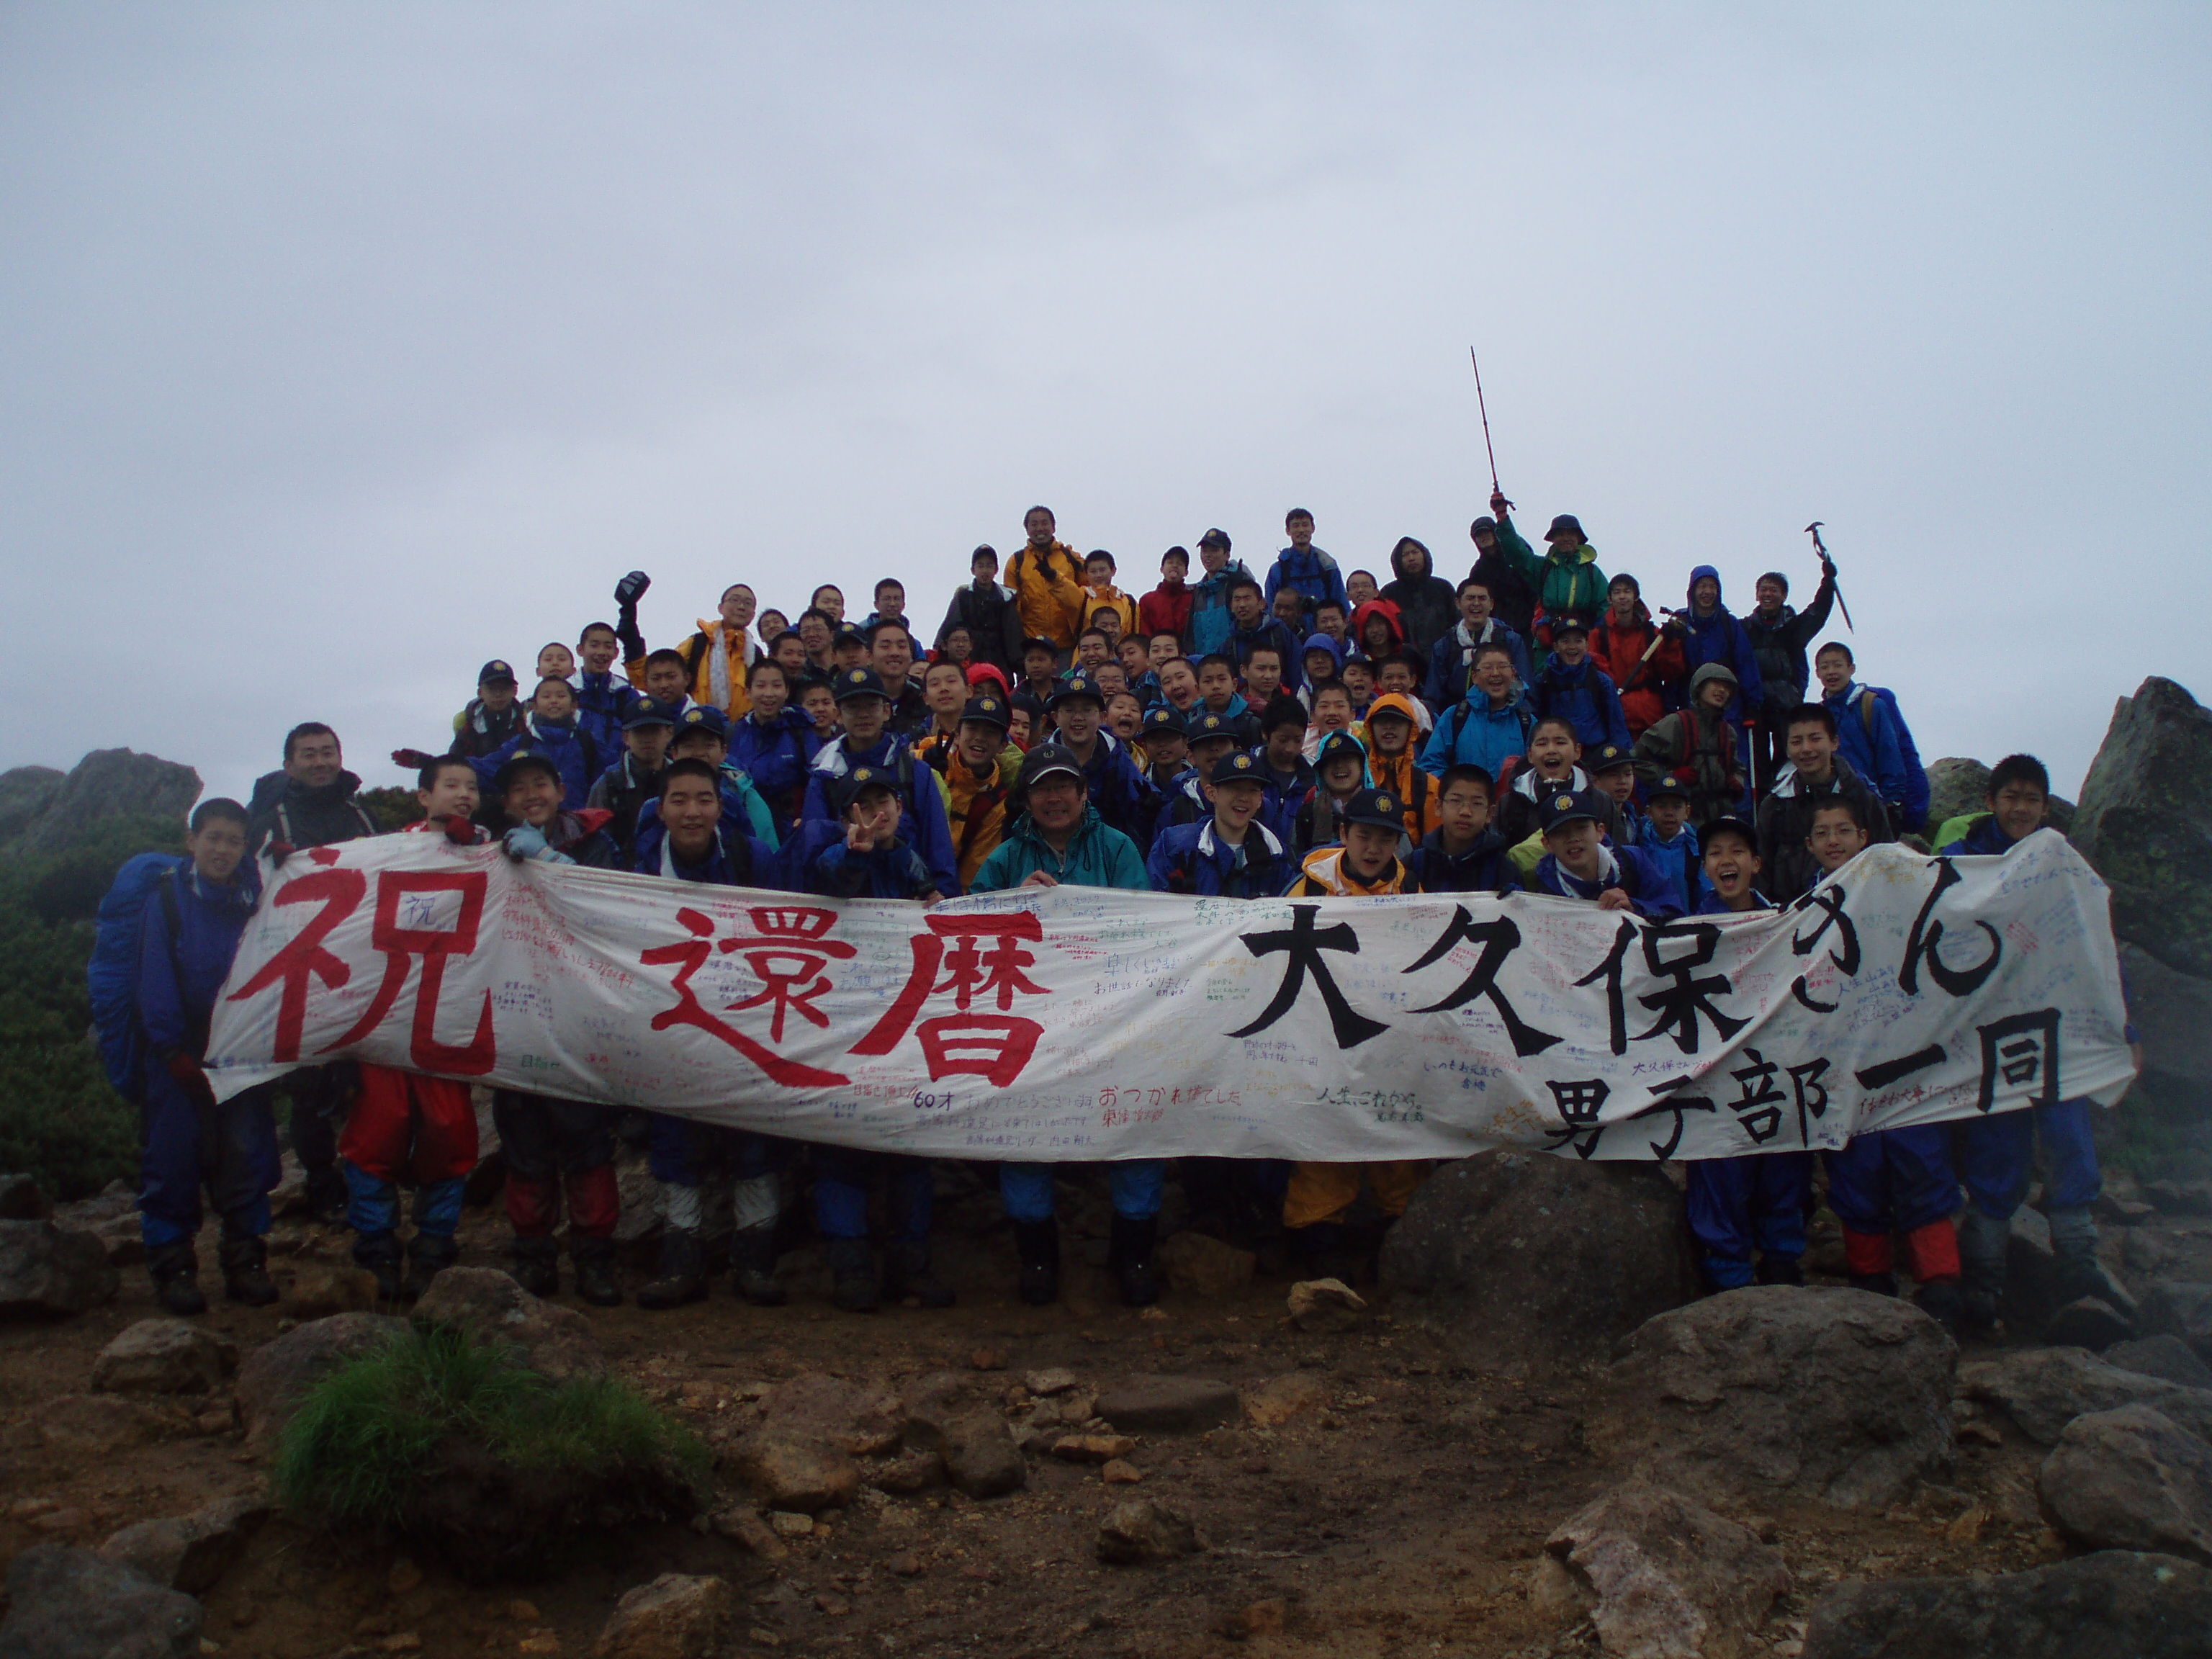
[
  {"xmin": 1110, "ymin": 1214, "xmax": 1160, "ymax": 1308},
  {"xmin": 1753, "ymin": 1254, "xmax": 1805, "ymax": 1287},
  {"xmin": 302, "ymin": 1166, "xmax": 349, "ymax": 1229},
  {"xmin": 1012, "ymin": 1219, "xmax": 1060, "ymax": 1307},
  {"xmin": 637, "ymin": 1228, "xmax": 708, "ymax": 1310},
  {"xmin": 1848, "ymin": 1272, "xmax": 1899, "ymax": 1298},
  {"xmin": 1958, "ymin": 1209, "xmax": 2008, "ymax": 1336},
  {"xmin": 882, "ymin": 1240, "xmax": 954, "ymax": 1309},
  {"xmin": 218, "ymin": 1235, "xmax": 280, "ymax": 1308},
  {"xmin": 828, "ymin": 1238, "xmax": 879, "ymax": 1313},
  {"xmin": 1915, "ymin": 1279, "xmax": 1965, "ymax": 1333},
  {"xmin": 508, "ymin": 1238, "xmax": 559, "ymax": 1299},
  {"xmin": 352, "ymin": 1230, "xmax": 404, "ymax": 1302},
  {"xmin": 148, "ymin": 1241, "xmax": 207, "ymax": 1317},
  {"xmin": 2054, "ymin": 1244, "xmax": 2132, "ymax": 1318},
  {"xmin": 732, "ymin": 1225, "xmax": 787, "ymax": 1307},
  {"xmin": 570, "ymin": 1236, "xmax": 624, "ymax": 1308},
  {"xmin": 402, "ymin": 1233, "xmax": 459, "ymax": 1301}
]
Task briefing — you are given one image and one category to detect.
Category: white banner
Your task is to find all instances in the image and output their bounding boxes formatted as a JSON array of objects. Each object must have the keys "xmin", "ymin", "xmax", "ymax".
[{"xmin": 207, "ymin": 832, "xmax": 2134, "ymax": 1163}]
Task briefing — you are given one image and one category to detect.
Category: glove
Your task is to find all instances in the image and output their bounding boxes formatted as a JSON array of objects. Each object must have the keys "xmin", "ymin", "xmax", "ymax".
[
  {"xmin": 392, "ymin": 747, "xmax": 436, "ymax": 770},
  {"xmin": 502, "ymin": 824, "xmax": 575, "ymax": 866},
  {"xmin": 441, "ymin": 814, "xmax": 477, "ymax": 845},
  {"xmin": 614, "ymin": 570, "xmax": 652, "ymax": 606},
  {"xmin": 1488, "ymin": 490, "xmax": 1509, "ymax": 518},
  {"xmin": 266, "ymin": 840, "xmax": 296, "ymax": 867}
]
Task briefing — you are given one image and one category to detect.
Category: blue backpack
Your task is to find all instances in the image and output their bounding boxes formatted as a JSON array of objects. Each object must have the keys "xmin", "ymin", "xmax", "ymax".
[
  {"xmin": 89, "ymin": 853, "xmax": 188, "ymax": 1102},
  {"xmin": 1852, "ymin": 685, "xmax": 1930, "ymax": 832}
]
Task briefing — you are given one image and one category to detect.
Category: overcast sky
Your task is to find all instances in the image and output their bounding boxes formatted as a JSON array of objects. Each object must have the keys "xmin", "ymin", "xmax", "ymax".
[{"xmin": 4, "ymin": 4, "xmax": 2206, "ymax": 806}]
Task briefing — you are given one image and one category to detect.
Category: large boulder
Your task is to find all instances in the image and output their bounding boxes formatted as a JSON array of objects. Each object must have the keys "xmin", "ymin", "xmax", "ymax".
[
  {"xmin": 2038, "ymin": 1404, "xmax": 2212, "ymax": 1564},
  {"xmin": 0, "ymin": 1543, "xmax": 202, "ymax": 1659},
  {"xmin": 1093, "ymin": 1376, "xmax": 1240, "ymax": 1434},
  {"xmin": 235, "ymin": 1311, "xmax": 408, "ymax": 1452},
  {"xmin": 1596, "ymin": 1287, "xmax": 1956, "ymax": 1511},
  {"xmin": 2118, "ymin": 943, "xmax": 2212, "ymax": 1125},
  {"xmin": 2109, "ymin": 1335, "xmax": 2212, "ymax": 1390},
  {"xmin": 2069, "ymin": 677, "xmax": 2212, "ymax": 978},
  {"xmin": 91, "ymin": 1319, "xmax": 231, "ymax": 1395},
  {"xmin": 591, "ymin": 1573, "xmax": 734, "ymax": 1659},
  {"xmin": 1960, "ymin": 1346, "xmax": 2212, "ymax": 1445},
  {"xmin": 0, "ymin": 1220, "xmax": 119, "ymax": 1316},
  {"xmin": 2138, "ymin": 1281, "xmax": 2212, "ymax": 1361},
  {"xmin": 729, "ymin": 1431, "xmax": 858, "ymax": 1514},
  {"xmin": 18, "ymin": 750, "xmax": 203, "ymax": 855},
  {"xmin": 1923, "ymin": 757, "xmax": 2074, "ymax": 839},
  {"xmin": 1380, "ymin": 1151, "xmax": 1695, "ymax": 1371},
  {"xmin": 1801, "ymin": 1550, "xmax": 2212, "ymax": 1659},
  {"xmin": 410, "ymin": 1266, "xmax": 605, "ymax": 1382},
  {"xmin": 1532, "ymin": 1478, "xmax": 1788, "ymax": 1659}
]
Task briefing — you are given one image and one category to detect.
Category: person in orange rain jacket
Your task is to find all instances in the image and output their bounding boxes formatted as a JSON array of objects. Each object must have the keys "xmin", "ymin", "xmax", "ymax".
[
  {"xmin": 1081, "ymin": 550, "xmax": 1141, "ymax": 641},
  {"xmin": 1588, "ymin": 572, "xmax": 1686, "ymax": 737},
  {"xmin": 1359, "ymin": 693, "xmax": 1441, "ymax": 845},
  {"xmin": 614, "ymin": 570, "xmax": 757, "ymax": 721},
  {"xmin": 922, "ymin": 694, "xmax": 1020, "ymax": 889},
  {"xmin": 1006, "ymin": 506, "xmax": 1090, "ymax": 655}
]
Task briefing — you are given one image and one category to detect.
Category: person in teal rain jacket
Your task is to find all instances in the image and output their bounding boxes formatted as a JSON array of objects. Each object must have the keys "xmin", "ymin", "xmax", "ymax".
[{"xmin": 968, "ymin": 744, "xmax": 1149, "ymax": 892}]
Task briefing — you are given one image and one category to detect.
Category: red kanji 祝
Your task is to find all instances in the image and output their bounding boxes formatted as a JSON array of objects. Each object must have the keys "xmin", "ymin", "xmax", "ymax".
[{"xmin": 849, "ymin": 913, "xmax": 1049, "ymax": 1087}]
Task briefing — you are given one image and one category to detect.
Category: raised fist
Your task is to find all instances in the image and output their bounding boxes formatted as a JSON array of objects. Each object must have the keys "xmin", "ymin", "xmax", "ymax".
[{"xmin": 615, "ymin": 570, "xmax": 652, "ymax": 606}]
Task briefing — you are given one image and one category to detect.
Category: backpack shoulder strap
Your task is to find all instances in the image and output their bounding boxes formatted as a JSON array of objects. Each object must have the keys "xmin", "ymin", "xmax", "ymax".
[{"xmin": 1858, "ymin": 688, "xmax": 1878, "ymax": 736}]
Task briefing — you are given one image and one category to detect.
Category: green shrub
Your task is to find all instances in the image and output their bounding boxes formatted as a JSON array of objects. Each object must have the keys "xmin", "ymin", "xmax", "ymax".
[{"xmin": 276, "ymin": 1324, "xmax": 706, "ymax": 1564}]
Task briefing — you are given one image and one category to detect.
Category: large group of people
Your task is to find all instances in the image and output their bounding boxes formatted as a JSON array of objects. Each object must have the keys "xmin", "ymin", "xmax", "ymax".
[{"xmin": 115, "ymin": 495, "xmax": 2131, "ymax": 1346}]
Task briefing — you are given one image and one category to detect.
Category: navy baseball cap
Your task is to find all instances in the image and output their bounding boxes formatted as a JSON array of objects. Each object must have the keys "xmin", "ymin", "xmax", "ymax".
[
  {"xmin": 1049, "ymin": 674, "xmax": 1105, "ymax": 710},
  {"xmin": 1141, "ymin": 706, "xmax": 1188, "ymax": 741},
  {"xmin": 1187, "ymin": 711, "xmax": 1240, "ymax": 749},
  {"xmin": 492, "ymin": 747, "xmax": 562, "ymax": 791},
  {"xmin": 833, "ymin": 667, "xmax": 889, "ymax": 703},
  {"xmin": 1205, "ymin": 750, "xmax": 1267, "ymax": 788},
  {"xmin": 1016, "ymin": 744, "xmax": 1085, "ymax": 791},
  {"xmin": 1646, "ymin": 774, "xmax": 1693, "ymax": 804},
  {"xmin": 1550, "ymin": 613, "xmax": 1592, "ymax": 639},
  {"xmin": 1704, "ymin": 814, "xmax": 1759, "ymax": 852},
  {"xmin": 622, "ymin": 698, "xmax": 678, "ymax": 731},
  {"xmin": 1539, "ymin": 789, "xmax": 1606, "ymax": 833},
  {"xmin": 958, "ymin": 695, "xmax": 1011, "ymax": 732},
  {"xmin": 830, "ymin": 765, "xmax": 899, "ymax": 814},
  {"xmin": 477, "ymin": 659, "xmax": 518, "ymax": 687},
  {"xmin": 674, "ymin": 705, "xmax": 730, "ymax": 742},
  {"xmin": 1340, "ymin": 786, "xmax": 1406, "ymax": 832},
  {"xmin": 1588, "ymin": 742, "xmax": 1634, "ymax": 774}
]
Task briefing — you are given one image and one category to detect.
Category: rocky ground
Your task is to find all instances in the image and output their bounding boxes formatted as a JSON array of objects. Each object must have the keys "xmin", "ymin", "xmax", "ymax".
[{"xmin": 4, "ymin": 1146, "xmax": 2212, "ymax": 1659}]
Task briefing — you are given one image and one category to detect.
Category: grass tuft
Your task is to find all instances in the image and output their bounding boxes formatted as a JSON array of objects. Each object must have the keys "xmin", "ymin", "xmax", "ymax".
[{"xmin": 274, "ymin": 1323, "xmax": 706, "ymax": 1529}]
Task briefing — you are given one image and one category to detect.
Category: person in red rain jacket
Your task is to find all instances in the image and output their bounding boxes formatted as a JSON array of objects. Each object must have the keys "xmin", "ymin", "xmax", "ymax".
[{"xmin": 1588, "ymin": 573, "xmax": 1686, "ymax": 738}]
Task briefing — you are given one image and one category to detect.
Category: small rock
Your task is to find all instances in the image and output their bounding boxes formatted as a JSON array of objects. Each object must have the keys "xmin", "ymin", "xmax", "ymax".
[
  {"xmin": 1286, "ymin": 1277, "xmax": 1367, "ymax": 1333},
  {"xmin": 32, "ymin": 1508, "xmax": 91, "ymax": 1533},
  {"xmin": 745, "ymin": 1628, "xmax": 781, "ymax": 1648},
  {"xmin": 1218, "ymin": 1600, "xmax": 1284, "ymax": 1640},
  {"xmin": 98, "ymin": 1496, "xmax": 268, "ymax": 1594},
  {"xmin": 709, "ymin": 1508, "xmax": 787, "ymax": 1560},
  {"xmin": 1944, "ymin": 1506, "xmax": 1991, "ymax": 1543},
  {"xmin": 766, "ymin": 1511, "xmax": 815, "ymax": 1539},
  {"xmin": 1096, "ymin": 1499, "xmax": 1198, "ymax": 1564},
  {"xmin": 940, "ymin": 1411, "xmax": 1025, "ymax": 1498},
  {"xmin": 1102, "ymin": 1460, "xmax": 1142, "ymax": 1484},
  {"xmin": 2108, "ymin": 1335, "xmax": 2212, "ymax": 1390},
  {"xmin": 1056, "ymin": 1390, "xmax": 1097, "ymax": 1425},
  {"xmin": 0, "ymin": 1542, "xmax": 202, "ymax": 1658},
  {"xmin": 1023, "ymin": 1368, "xmax": 1077, "ymax": 1396},
  {"xmin": 509, "ymin": 1601, "xmax": 541, "ymax": 1622},
  {"xmin": 2125, "ymin": 1228, "xmax": 2172, "ymax": 1274},
  {"xmin": 2146, "ymin": 1180, "xmax": 2212, "ymax": 1216},
  {"xmin": 868, "ymin": 1449, "xmax": 943, "ymax": 1495},
  {"xmin": 381, "ymin": 1637, "xmax": 422, "ymax": 1654},
  {"xmin": 1092, "ymin": 1376, "xmax": 1239, "ymax": 1434},
  {"xmin": 1051, "ymin": 1434, "xmax": 1136, "ymax": 1463},
  {"xmin": 0, "ymin": 1220, "xmax": 120, "ymax": 1316},
  {"xmin": 1800, "ymin": 1547, "xmax": 2212, "ymax": 1658},
  {"xmin": 1532, "ymin": 1478, "xmax": 1789, "ymax": 1658},
  {"xmin": 91, "ymin": 1320, "xmax": 230, "ymax": 1396},
  {"xmin": 732, "ymin": 1431, "xmax": 859, "ymax": 1513},
  {"xmin": 387, "ymin": 1559, "xmax": 423, "ymax": 1596},
  {"xmin": 0, "ymin": 1174, "xmax": 52, "ymax": 1220},
  {"xmin": 2038, "ymin": 1404, "xmax": 2212, "ymax": 1564},
  {"xmin": 884, "ymin": 1552, "xmax": 922, "ymax": 1577},
  {"xmin": 1156, "ymin": 1231, "xmax": 1257, "ymax": 1298},
  {"xmin": 590, "ymin": 1573, "xmax": 734, "ymax": 1659},
  {"xmin": 276, "ymin": 1263, "xmax": 381, "ymax": 1318},
  {"xmin": 517, "ymin": 1635, "xmax": 561, "ymax": 1656},
  {"xmin": 2044, "ymin": 1298, "xmax": 2135, "ymax": 1353},
  {"xmin": 1244, "ymin": 1372, "xmax": 1329, "ymax": 1429},
  {"xmin": 968, "ymin": 1348, "xmax": 1006, "ymax": 1372},
  {"xmin": 411, "ymin": 1267, "xmax": 605, "ymax": 1382}
]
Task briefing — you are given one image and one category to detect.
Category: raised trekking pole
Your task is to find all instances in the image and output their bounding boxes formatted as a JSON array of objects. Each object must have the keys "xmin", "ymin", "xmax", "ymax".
[
  {"xmin": 1804, "ymin": 521, "xmax": 1855, "ymax": 633},
  {"xmin": 1470, "ymin": 347, "xmax": 1513, "ymax": 513}
]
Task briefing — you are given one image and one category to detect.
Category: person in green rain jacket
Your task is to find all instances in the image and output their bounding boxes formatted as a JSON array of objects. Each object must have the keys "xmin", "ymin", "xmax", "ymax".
[{"xmin": 1488, "ymin": 496, "xmax": 1610, "ymax": 657}]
